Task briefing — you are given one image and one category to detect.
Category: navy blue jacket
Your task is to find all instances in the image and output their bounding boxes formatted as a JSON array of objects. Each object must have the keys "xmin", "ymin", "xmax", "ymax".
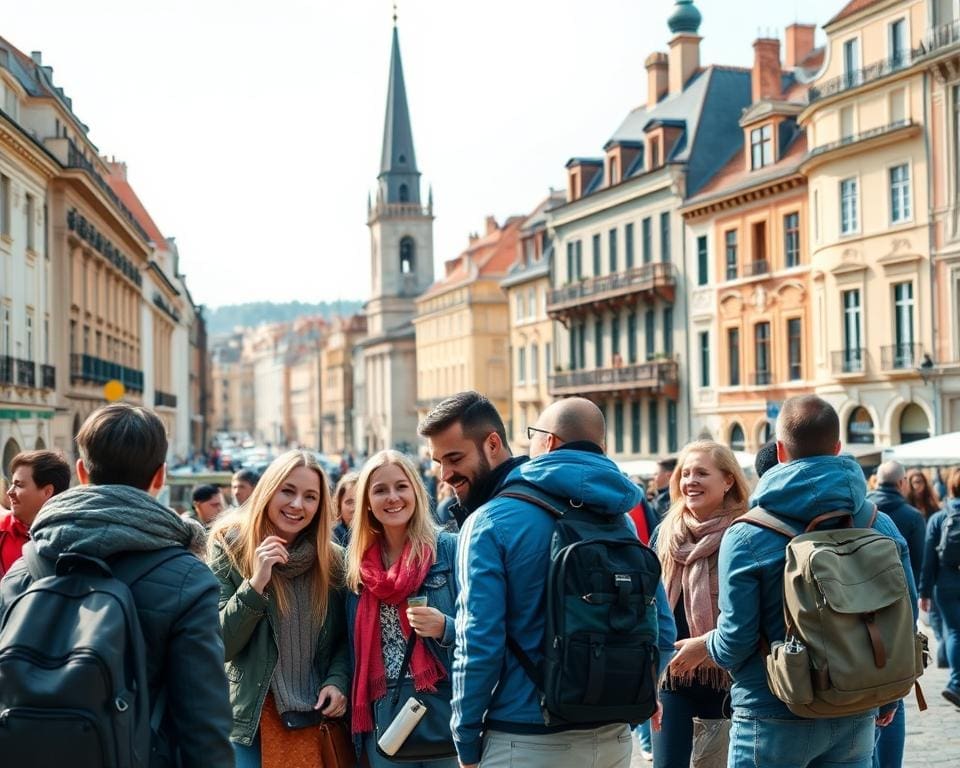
[
  {"xmin": 919, "ymin": 498, "xmax": 960, "ymax": 597},
  {"xmin": 868, "ymin": 483, "xmax": 925, "ymax": 585}
]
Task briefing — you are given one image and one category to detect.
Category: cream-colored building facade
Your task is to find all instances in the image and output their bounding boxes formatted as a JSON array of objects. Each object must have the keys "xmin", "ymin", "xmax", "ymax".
[
  {"xmin": 321, "ymin": 314, "xmax": 366, "ymax": 454},
  {"xmin": 801, "ymin": 0, "xmax": 935, "ymax": 450},
  {"xmin": 501, "ymin": 193, "xmax": 563, "ymax": 453},
  {"xmin": 210, "ymin": 332, "xmax": 255, "ymax": 437},
  {"xmin": 414, "ymin": 217, "xmax": 522, "ymax": 425}
]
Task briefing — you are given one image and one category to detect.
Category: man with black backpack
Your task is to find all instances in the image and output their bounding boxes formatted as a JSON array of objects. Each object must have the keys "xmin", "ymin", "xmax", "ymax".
[
  {"xmin": 0, "ymin": 403, "xmax": 233, "ymax": 767},
  {"xmin": 670, "ymin": 395, "xmax": 917, "ymax": 768},
  {"xmin": 420, "ymin": 393, "xmax": 675, "ymax": 768}
]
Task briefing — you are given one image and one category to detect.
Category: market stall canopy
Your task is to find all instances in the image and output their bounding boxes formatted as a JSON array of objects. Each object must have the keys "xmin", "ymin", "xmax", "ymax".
[{"xmin": 881, "ymin": 432, "xmax": 960, "ymax": 467}]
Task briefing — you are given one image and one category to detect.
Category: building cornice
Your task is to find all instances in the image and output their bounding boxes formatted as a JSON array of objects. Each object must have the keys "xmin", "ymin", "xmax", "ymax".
[
  {"xmin": 682, "ymin": 172, "xmax": 805, "ymax": 219},
  {"xmin": 0, "ymin": 116, "xmax": 61, "ymax": 180},
  {"xmin": 549, "ymin": 165, "xmax": 679, "ymax": 230}
]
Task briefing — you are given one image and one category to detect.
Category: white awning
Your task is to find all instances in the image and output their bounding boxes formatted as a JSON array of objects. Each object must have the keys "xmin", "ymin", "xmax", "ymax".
[{"xmin": 881, "ymin": 432, "xmax": 960, "ymax": 467}]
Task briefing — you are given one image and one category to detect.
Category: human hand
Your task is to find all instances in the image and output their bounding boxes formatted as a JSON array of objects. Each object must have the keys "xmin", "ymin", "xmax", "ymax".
[
  {"xmin": 670, "ymin": 636, "xmax": 709, "ymax": 678},
  {"xmin": 876, "ymin": 709, "xmax": 896, "ymax": 727},
  {"xmin": 920, "ymin": 598, "xmax": 931, "ymax": 612},
  {"xmin": 249, "ymin": 535, "xmax": 289, "ymax": 594},
  {"xmin": 406, "ymin": 606, "xmax": 446, "ymax": 639},
  {"xmin": 315, "ymin": 685, "xmax": 347, "ymax": 718},
  {"xmin": 651, "ymin": 701, "xmax": 663, "ymax": 732}
]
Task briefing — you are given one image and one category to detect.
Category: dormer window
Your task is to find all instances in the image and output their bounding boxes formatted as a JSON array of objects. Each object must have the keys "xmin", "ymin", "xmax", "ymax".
[
  {"xmin": 750, "ymin": 124, "xmax": 774, "ymax": 169},
  {"xmin": 609, "ymin": 156, "xmax": 619, "ymax": 186}
]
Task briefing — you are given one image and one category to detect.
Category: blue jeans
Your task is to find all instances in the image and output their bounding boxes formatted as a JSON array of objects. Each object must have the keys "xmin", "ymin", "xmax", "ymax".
[
  {"xmin": 363, "ymin": 735, "xmax": 459, "ymax": 768},
  {"xmin": 872, "ymin": 700, "xmax": 904, "ymax": 768},
  {"xmin": 936, "ymin": 585, "xmax": 960, "ymax": 692},
  {"xmin": 635, "ymin": 720, "xmax": 652, "ymax": 751},
  {"xmin": 729, "ymin": 712, "xmax": 875, "ymax": 768},
  {"xmin": 651, "ymin": 686, "xmax": 726, "ymax": 768},
  {"xmin": 232, "ymin": 731, "xmax": 261, "ymax": 768},
  {"xmin": 930, "ymin": 601, "xmax": 948, "ymax": 667}
]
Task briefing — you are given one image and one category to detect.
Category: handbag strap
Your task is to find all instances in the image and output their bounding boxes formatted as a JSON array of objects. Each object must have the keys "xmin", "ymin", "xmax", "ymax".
[{"xmin": 392, "ymin": 631, "xmax": 419, "ymax": 705}]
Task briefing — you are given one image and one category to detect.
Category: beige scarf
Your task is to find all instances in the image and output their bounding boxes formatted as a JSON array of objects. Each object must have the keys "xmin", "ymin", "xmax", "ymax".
[{"xmin": 664, "ymin": 510, "xmax": 735, "ymax": 689}]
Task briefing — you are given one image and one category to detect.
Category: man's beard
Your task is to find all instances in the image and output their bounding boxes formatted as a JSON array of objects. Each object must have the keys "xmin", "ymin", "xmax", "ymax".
[{"xmin": 455, "ymin": 452, "xmax": 492, "ymax": 514}]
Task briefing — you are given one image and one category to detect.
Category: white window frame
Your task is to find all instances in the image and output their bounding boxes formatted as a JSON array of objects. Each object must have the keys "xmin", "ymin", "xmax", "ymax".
[
  {"xmin": 888, "ymin": 17, "xmax": 910, "ymax": 67},
  {"xmin": 889, "ymin": 162, "xmax": 912, "ymax": 224},
  {"xmin": 840, "ymin": 177, "xmax": 860, "ymax": 235}
]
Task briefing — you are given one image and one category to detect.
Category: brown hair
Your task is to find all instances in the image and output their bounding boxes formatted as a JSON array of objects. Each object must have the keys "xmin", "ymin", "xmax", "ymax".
[
  {"xmin": 776, "ymin": 395, "xmax": 839, "ymax": 459},
  {"xmin": 209, "ymin": 450, "xmax": 339, "ymax": 620},
  {"xmin": 346, "ymin": 450, "xmax": 437, "ymax": 593},
  {"xmin": 76, "ymin": 404, "xmax": 167, "ymax": 490},
  {"xmin": 10, "ymin": 450, "xmax": 71, "ymax": 495},
  {"xmin": 417, "ymin": 390, "xmax": 509, "ymax": 450},
  {"xmin": 947, "ymin": 467, "xmax": 960, "ymax": 499},
  {"xmin": 333, "ymin": 471, "xmax": 359, "ymax": 519},
  {"xmin": 905, "ymin": 469, "xmax": 940, "ymax": 518}
]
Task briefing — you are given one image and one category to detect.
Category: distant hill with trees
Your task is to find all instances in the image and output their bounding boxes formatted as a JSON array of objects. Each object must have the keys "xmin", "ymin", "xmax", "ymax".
[{"xmin": 205, "ymin": 300, "xmax": 364, "ymax": 335}]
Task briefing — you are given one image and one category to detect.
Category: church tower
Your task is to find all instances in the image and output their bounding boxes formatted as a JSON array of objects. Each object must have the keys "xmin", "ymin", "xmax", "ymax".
[
  {"xmin": 366, "ymin": 22, "xmax": 434, "ymax": 338},
  {"xmin": 359, "ymin": 19, "xmax": 434, "ymax": 453}
]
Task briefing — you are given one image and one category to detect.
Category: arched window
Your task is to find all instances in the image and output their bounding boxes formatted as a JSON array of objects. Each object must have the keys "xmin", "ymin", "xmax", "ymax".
[
  {"xmin": 2, "ymin": 438, "xmax": 21, "ymax": 477},
  {"xmin": 398, "ymin": 183, "xmax": 410, "ymax": 203},
  {"xmin": 400, "ymin": 237, "xmax": 415, "ymax": 274},
  {"xmin": 899, "ymin": 403, "xmax": 929, "ymax": 444},
  {"xmin": 761, "ymin": 420, "xmax": 775, "ymax": 444},
  {"xmin": 847, "ymin": 406, "xmax": 875, "ymax": 444},
  {"xmin": 729, "ymin": 423, "xmax": 745, "ymax": 452}
]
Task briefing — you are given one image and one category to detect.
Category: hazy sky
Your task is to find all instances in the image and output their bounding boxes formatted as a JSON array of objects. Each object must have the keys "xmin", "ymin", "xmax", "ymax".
[{"xmin": 4, "ymin": 0, "xmax": 844, "ymax": 308}]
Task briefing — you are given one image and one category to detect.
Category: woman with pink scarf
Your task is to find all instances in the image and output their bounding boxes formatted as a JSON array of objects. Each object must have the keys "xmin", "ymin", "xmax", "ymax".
[{"xmin": 649, "ymin": 441, "xmax": 750, "ymax": 768}]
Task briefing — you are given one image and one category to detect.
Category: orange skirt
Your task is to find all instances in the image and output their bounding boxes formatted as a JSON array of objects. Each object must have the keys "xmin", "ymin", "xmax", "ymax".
[{"xmin": 259, "ymin": 693, "xmax": 326, "ymax": 768}]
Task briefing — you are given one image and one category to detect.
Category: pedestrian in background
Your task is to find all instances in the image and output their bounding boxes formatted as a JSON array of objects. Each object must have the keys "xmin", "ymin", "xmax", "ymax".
[
  {"xmin": 653, "ymin": 441, "xmax": 749, "ymax": 768},
  {"xmin": 906, "ymin": 469, "xmax": 941, "ymax": 520},
  {"xmin": 919, "ymin": 467, "xmax": 960, "ymax": 708},
  {"xmin": 653, "ymin": 458, "xmax": 677, "ymax": 519},
  {"xmin": 232, "ymin": 468, "xmax": 260, "ymax": 507},
  {"xmin": 186, "ymin": 484, "xmax": 226, "ymax": 529},
  {"xmin": 332, "ymin": 471, "xmax": 359, "ymax": 547},
  {"xmin": 1, "ymin": 450, "xmax": 71, "ymax": 578},
  {"xmin": 209, "ymin": 450, "xmax": 350, "ymax": 768},
  {"xmin": 345, "ymin": 450, "xmax": 458, "ymax": 768}
]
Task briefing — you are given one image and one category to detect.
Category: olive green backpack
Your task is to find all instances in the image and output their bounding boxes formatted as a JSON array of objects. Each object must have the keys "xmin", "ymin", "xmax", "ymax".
[{"xmin": 738, "ymin": 508, "xmax": 926, "ymax": 718}]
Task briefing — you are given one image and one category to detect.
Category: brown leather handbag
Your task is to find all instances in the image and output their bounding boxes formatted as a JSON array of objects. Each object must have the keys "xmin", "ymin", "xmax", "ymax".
[{"xmin": 318, "ymin": 718, "xmax": 356, "ymax": 768}]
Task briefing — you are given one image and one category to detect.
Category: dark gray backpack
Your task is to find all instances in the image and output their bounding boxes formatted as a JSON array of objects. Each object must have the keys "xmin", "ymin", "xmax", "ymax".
[{"xmin": 0, "ymin": 544, "xmax": 187, "ymax": 767}]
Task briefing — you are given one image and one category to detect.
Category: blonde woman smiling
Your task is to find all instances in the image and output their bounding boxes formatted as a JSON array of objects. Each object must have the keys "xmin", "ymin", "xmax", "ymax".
[
  {"xmin": 345, "ymin": 450, "xmax": 458, "ymax": 768},
  {"xmin": 209, "ymin": 450, "xmax": 350, "ymax": 768}
]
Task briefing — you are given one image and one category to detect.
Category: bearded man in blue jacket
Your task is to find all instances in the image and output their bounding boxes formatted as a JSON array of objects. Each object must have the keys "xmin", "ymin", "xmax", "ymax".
[
  {"xmin": 670, "ymin": 395, "xmax": 916, "ymax": 768},
  {"xmin": 420, "ymin": 392, "xmax": 675, "ymax": 768}
]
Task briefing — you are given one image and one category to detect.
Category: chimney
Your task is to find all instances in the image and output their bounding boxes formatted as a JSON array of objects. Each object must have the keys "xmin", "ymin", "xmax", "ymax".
[
  {"xmin": 752, "ymin": 38, "xmax": 782, "ymax": 102},
  {"xmin": 485, "ymin": 215, "xmax": 498, "ymax": 235},
  {"xmin": 668, "ymin": 34, "xmax": 701, "ymax": 95},
  {"xmin": 785, "ymin": 23, "xmax": 816, "ymax": 69},
  {"xmin": 645, "ymin": 52, "xmax": 668, "ymax": 109},
  {"xmin": 30, "ymin": 51, "xmax": 42, "ymax": 65}
]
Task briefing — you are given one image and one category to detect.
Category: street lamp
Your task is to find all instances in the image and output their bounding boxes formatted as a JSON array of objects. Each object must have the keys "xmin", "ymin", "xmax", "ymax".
[{"xmin": 916, "ymin": 354, "xmax": 941, "ymax": 436}]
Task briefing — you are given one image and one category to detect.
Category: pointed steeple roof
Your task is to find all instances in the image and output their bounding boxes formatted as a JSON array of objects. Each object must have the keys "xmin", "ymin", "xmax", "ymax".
[{"xmin": 379, "ymin": 25, "xmax": 418, "ymax": 177}]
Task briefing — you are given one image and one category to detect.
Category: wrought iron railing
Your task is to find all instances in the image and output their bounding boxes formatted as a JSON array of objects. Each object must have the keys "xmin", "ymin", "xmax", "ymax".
[
  {"xmin": 549, "ymin": 359, "xmax": 678, "ymax": 393},
  {"xmin": 918, "ymin": 19, "xmax": 960, "ymax": 58},
  {"xmin": 881, "ymin": 342, "xmax": 923, "ymax": 371},
  {"xmin": 742, "ymin": 260, "xmax": 770, "ymax": 278},
  {"xmin": 548, "ymin": 262, "xmax": 674, "ymax": 309},
  {"xmin": 807, "ymin": 120, "xmax": 913, "ymax": 159},
  {"xmin": 0, "ymin": 355, "xmax": 12, "ymax": 385},
  {"xmin": 751, "ymin": 370, "xmax": 773, "ymax": 386},
  {"xmin": 832, "ymin": 348, "xmax": 866, "ymax": 375},
  {"xmin": 40, "ymin": 364, "xmax": 56, "ymax": 389},
  {"xmin": 71, "ymin": 353, "xmax": 144, "ymax": 393},
  {"xmin": 808, "ymin": 55, "xmax": 913, "ymax": 103},
  {"xmin": 15, "ymin": 359, "xmax": 35, "ymax": 388}
]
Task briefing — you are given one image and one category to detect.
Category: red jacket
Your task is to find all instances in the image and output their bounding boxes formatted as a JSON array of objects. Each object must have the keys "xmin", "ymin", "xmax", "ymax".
[{"xmin": 0, "ymin": 510, "xmax": 29, "ymax": 578}]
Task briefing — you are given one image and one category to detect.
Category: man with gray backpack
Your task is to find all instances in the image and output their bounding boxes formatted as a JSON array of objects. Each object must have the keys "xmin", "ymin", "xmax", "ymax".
[
  {"xmin": 671, "ymin": 395, "xmax": 919, "ymax": 768},
  {"xmin": 0, "ymin": 404, "xmax": 233, "ymax": 767}
]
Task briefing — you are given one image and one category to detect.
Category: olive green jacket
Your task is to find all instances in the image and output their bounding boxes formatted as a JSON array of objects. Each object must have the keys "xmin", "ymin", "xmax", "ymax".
[{"xmin": 210, "ymin": 542, "xmax": 350, "ymax": 745}]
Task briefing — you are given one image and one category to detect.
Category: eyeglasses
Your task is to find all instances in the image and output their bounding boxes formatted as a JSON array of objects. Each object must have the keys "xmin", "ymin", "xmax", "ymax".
[{"xmin": 527, "ymin": 426, "xmax": 560, "ymax": 442}]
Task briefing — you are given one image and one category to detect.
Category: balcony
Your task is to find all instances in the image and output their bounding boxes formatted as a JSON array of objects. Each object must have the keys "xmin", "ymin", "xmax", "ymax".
[
  {"xmin": 547, "ymin": 262, "xmax": 675, "ymax": 320},
  {"xmin": 751, "ymin": 371, "xmax": 773, "ymax": 386},
  {"xmin": 549, "ymin": 359, "xmax": 678, "ymax": 398},
  {"xmin": 742, "ymin": 260, "xmax": 770, "ymax": 279},
  {"xmin": 155, "ymin": 390, "xmax": 178, "ymax": 408},
  {"xmin": 15, "ymin": 359, "xmax": 35, "ymax": 388},
  {"xmin": 881, "ymin": 343, "xmax": 924, "ymax": 372},
  {"xmin": 41, "ymin": 364, "xmax": 56, "ymax": 389},
  {"xmin": 831, "ymin": 348, "xmax": 867, "ymax": 376},
  {"xmin": 0, "ymin": 356, "xmax": 12, "ymax": 385},
  {"xmin": 71, "ymin": 353, "xmax": 144, "ymax": 393},
  {"xmin": 916, "ymin": 19, "xmax": 960, "ymax": 80},
  {"xmin": 808, "ymin": 54, "xmax": 914, "ymax": 104}
]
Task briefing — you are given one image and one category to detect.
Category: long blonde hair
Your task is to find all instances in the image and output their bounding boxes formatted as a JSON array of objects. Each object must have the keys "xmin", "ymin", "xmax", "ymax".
[
  {"xmin": 655, "ymin": 440, "xmax": 750, "ymax": 571},
  {"xmin": 346, "ymin": 450, "xmax": 437, "ymax": 593},
  {"xmin": 209, "ymin": 450, "xmax": 340, "ymax": 620}
]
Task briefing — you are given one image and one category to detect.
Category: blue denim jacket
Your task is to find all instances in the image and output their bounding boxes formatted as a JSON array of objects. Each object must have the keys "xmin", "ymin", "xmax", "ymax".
[
  {"xmin": 705, "ymin": 455, "xmax": 917, "ymax": 717},
  {"xmin": 919, "ymin": 499, "xmax": 960, "ymax": 597}
]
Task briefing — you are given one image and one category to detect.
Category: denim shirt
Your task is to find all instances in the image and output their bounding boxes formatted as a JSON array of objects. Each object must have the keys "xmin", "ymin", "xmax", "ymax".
[{"xmin": 919, "ymin": 500, "xmax": 960, "ymax": 597}]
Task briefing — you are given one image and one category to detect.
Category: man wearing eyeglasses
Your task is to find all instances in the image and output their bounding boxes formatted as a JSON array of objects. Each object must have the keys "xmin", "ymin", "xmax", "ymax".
[{"xmin": 419, "ymin": 393, "xmax": 674, "ymax": 768}]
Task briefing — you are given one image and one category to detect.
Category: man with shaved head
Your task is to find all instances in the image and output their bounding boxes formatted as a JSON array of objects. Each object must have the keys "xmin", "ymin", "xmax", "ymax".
[
  {"xmin": 868, "ymin": 460, "xmax": 925, "ymax": 586},
  {"xmin": 421, "ymin": 393, "xmax": 675, "ymax": 768}
]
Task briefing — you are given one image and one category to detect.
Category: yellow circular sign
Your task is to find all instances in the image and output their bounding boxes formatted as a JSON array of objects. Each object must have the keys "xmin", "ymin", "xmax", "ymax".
[{"xmin": 103, "ymin": 379, "xmax": 126, "ymax": 402}]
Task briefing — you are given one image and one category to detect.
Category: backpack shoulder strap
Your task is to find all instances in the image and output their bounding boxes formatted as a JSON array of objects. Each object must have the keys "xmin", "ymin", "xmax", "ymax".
[
  {"xmin": 109, "ymin": 546, "xmax": 192, "ymax": 588},
  {"xmin": 735, "ymin": 508, "xmax": 802, "ymax": 539},
  {"xmin": 498, "ymin": 480, "xmax": 566, "ymax": 519}
]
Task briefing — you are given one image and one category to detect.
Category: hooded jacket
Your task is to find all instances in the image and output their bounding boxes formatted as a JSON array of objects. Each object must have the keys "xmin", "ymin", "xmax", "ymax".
[
  {"xmin": 450, "ymin": 445, "xmax": 676, "ymax": 764},
  {"xmin": 0, "ymin": 485, "xmax": 233, "ymax": 768},
  {"xmin": 705, "ymin": 455, "xmax": 916, "ymax": 717},
  {"xmin": 867, "ymin": 482, "xmax": 926, "ymax": 585}
]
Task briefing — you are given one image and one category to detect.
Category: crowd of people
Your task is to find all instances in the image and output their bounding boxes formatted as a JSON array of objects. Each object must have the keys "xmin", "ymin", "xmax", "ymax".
[{"xmin": 0, "ymin": 391, "xmax": 956, "ymax": 768}]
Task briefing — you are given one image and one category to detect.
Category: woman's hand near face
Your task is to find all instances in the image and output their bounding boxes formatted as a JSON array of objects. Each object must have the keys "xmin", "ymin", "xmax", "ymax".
[
  {"xmin": 406, "ymin": 606, "xmax": 446, "ymax": 639},
  {"xmin": 315, "ymin": 685, "xmax": 347, "ymax": 717},
  {"xmin": 249, "ymin": 535, "xmax": 289, "ymax": 594}
]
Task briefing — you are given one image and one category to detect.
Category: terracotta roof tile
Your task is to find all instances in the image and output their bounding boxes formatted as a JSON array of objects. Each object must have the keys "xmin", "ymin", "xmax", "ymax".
[
  {"xmin": 827, "ymin": 0, "xmax": 886, "ymax": 26},
  {"xmin": 105, "ymin": 163, "xmax": 166, "ymax": 246}
]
